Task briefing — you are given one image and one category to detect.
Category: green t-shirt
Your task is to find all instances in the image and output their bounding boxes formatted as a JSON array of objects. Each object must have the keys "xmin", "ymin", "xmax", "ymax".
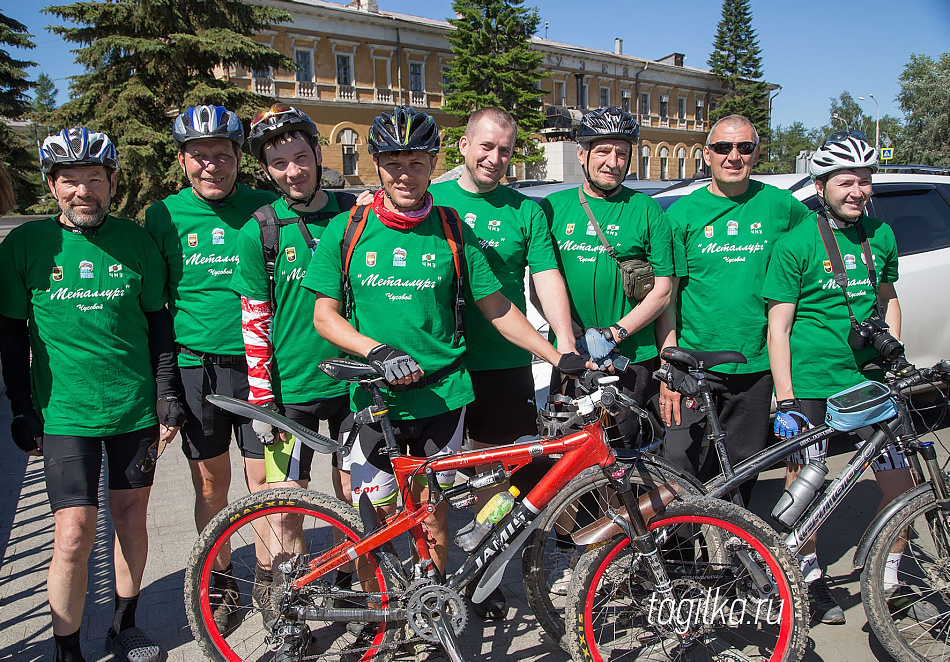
[
  {"xmin": 144, "ymin": 183, "xmax": 277, "ymax": 366},
  {"xmin": 430, "ymin": 180, "xmax": 559, "ymax": 370},
  {"xmin": 302, "ymin": 208, "xmax": 502, "ymax": 420},
  {"xmin": 666, "ymin": 181, "xmax": 811, "ymax": 374},
  {"xmin": 541, "ymin": 186, "xmax": 675, "ymax": 363},
  {"xmin": 0, "ymin": 216, "xmax": 167, "ymax": 435},
  {"xmin": 230, "ymin": 196, "xmax": 349, "ymax": 403},
  {"xmin": 762, "ymin": 214, "xmax": 899, "ymax": 399}
]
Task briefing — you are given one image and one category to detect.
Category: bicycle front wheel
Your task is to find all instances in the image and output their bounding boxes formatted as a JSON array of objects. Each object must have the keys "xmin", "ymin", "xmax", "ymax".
[
  {"xmin": 862, "ymin": 488, "xmax": 950, "ymax": 661},
  {"xmin": 184, "ymin": 488, "xmax": 398, "ymax": 662},
  {"xmin": 565, "ymin": 496, "xmax": 808, "ymax": 662}
]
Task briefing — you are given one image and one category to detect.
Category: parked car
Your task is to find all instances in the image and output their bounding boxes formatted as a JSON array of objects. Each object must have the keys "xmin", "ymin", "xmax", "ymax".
[{"xmin": 522, "ymin": 178, "xmax": 686, "ymax": 203}]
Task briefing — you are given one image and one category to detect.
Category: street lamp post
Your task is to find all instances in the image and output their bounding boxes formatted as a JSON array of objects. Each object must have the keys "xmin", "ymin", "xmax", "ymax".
[
  {"xmin": 832, "ymin": 113, "xmax": 850, "ymax": 130},
  {"xmin": 858, "ymin": 94, "xmax": 880, "ymax": 154},
  {"xmin": 768, "ymin": 86, "xmax": 782, "ymax": 162}
]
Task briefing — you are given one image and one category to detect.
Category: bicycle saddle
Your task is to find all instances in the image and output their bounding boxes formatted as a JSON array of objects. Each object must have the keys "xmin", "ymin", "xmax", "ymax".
[
  {"xmin": 660, "ymin": 347, "xmax": 747, "ymax": 370},
  {"xmin": 320, "ymin": 358, "xmax": 381, "ymax": 382}
]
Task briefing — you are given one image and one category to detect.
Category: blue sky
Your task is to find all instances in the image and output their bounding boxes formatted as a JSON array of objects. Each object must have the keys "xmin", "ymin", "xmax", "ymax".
[{"xmin": 5, "ymin": 0, "xmax": 949, "ymax": 136}]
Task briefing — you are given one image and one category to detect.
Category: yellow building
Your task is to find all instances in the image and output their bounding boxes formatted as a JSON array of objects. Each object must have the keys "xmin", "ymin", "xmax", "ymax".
[{"xmin": 229, "ymin": 0, "xmax": 731, "ymax": 185}]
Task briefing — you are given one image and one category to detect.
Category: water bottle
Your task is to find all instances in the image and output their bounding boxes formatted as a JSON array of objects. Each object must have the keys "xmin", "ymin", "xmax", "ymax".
[
  {"xmin": 772, "ymin": 461, "xmax": 828, "ymax": 527},
  {"xmin": 454, "ymin": 486, "xmax": 520, "ymax": 552}
]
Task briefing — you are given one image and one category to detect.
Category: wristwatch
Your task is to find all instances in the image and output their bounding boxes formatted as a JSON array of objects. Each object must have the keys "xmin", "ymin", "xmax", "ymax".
[{"xmin": 611, "ymin": 324, "xmax": 629, "ymax": 342}]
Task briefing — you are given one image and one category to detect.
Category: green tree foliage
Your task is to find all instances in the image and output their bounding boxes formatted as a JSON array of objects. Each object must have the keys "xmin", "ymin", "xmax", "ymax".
[
  {"xmin": 442, "ymin": 0, "xmax": 546, "ymax": 167},
  {"xmin": 0, "ymin": 10, "xmax": 40, "ymax": 212},
  {"xmin": 897, "ymin": 52, "xmax": 950, "ymax": 167},
  {"xmin": 707, "ymin": 0, "xmax": 771, "ymax": 143},
  {"xmin": 760, "ymin": 122, "xmax": 822, "ymax": 173},
  {"xmin": 30, "ymin": 72, "xmax": 58, "ymax": 137},
  {"xmin": 44, "ymin": 0, "xmax": 294, "ymax": 218},
  {"xmin": 817, "ymin": 91, "xmax": 904, "ymax": 161}
]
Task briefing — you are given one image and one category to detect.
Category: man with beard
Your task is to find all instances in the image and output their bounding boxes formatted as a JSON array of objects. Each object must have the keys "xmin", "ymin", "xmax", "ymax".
[
  {"xmin": 145, "ymin": 105, "xmax": 276, "ymax": 632},
  {"xmin": 0, "ymin": 128, "xmax": 183, "ymax": 662}
]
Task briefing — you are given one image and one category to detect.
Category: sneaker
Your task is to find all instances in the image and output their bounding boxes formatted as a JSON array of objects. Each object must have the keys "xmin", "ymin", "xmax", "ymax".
[
  {"xmin": 210, "ymin": 586, "xmax": 242, "ymax": 633},
  {"xmin": 549, "ymin": 546, "xmax": 578, "ymax": 597},
  {"xmin": 807, "ymin": 577, "xmax": 845, "ymax": 625}
]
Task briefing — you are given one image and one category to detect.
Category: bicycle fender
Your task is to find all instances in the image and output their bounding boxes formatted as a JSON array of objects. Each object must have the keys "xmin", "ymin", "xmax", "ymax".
[
  {"xmin": 852, "ymin": 482, "xmax": 935, "ymax": 570},
  {"xmin": 206, "ymin": 394, "xmax": 343, "ymax": 454},
  {"xmin": 471, "ymin": 510, "xmax": 546, "ymax": 604}
]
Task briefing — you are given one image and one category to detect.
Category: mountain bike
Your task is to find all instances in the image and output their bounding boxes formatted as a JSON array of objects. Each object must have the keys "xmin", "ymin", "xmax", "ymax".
[{"xmin": 184, "ymin": 358, "xmax": 807, "ymax": 662}]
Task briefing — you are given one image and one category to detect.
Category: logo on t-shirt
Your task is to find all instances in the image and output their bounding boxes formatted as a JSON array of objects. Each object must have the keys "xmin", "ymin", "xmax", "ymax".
[
  {"xmin": 488, "ymin": 219, "xmax": 501, "ymax": 231},
  {"xmin": 422, "ymin": 253, "xmax": 436, "ymax": 267},
  {"xmin": 108, "ymin": 264, "xmax": 123, "ymax": 277},
  {"xmin": 393, "ymin": 248, "xmax": 407, "ymax": 267},
  {"xmin": 844, "ymin": 254, "xmax": 857, "ymax": 270},
  {"xmin": 464, "ymin": 213, "xmax": 476, "ymax": 229},
  {"xmin": 860, "ymin": 253, "xmax": 876, "ymax": 265},
  {"xmin": 606, "ymin": 224, "xmax": 620, "ymax": 234},
  {"xmin": 52, "ymin": 266, "xmax": 63, "ymax": 281},
  {"xmin": 726, "ymin": 220, "xmax": 739, "ymax": 236},
  {"xmin": 366, "ymin": 252, "xmax": 377, "ymax": 267},
  {"xmin": 188, "ymin": 233, "xmax": 198, "ymax": 248},
  {"xmin": 285, "ymin": 247, "xmax": 296, "ymax": 262},
  {"xmin": 79, "ymin": 260, "xmax": 94, "ymax": 279},
  {"xmin": 704, "ymin": 226, "xmax": 714, "ymax": 238},
  {"xmin": 566, "ymin": 223, "xmax": 575, "ymax": 235},
  {"xmin": 823, "ymin": 260, "xmax": 833, "ymax": 273},
  {"xmin": 586, "ymin": 222, "xmax": 597, "ymax": 236},
  {"xmin": 212, "ymin": 228, "xmax": 225, "ymax": 245},
  {"xmin": 750, "ymin": 222, "xmax": 762, "ymax": 234}
]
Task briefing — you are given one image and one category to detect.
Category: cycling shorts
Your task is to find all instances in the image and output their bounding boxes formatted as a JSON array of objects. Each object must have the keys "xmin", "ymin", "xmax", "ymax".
[
  {"xmin": 786, "ymin": 398, "xmax": 908, "ymax": 472},
  {"xmin": 348, "ymin": 408, "xmax": 465, "ymax": 507},
  {"xmin": 179, "ymin": 362, "xmax": 263, "ymax": 461},
  {"xmin": 467, "ymin": 366, "xmax": 537, "ymax": 444},
  {"xmin": 43, "ymin": 425, "xmax": 159, "ymax": 512},
  {"xmin": 264, "ymin": 396, "xmax": 353, "ymax": 483}
]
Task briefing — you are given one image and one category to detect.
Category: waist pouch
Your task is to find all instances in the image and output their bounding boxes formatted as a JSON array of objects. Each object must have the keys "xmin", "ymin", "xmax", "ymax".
[
  {"xmin": 824, "ymin": 380, "xmax": 896, "ymax": 431},
  {"xmin": 618, "ymin": 258, "xmax": 655, "ymax": 301}
]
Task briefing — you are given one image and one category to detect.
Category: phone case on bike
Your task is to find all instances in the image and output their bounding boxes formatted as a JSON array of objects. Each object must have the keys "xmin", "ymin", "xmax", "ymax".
[{"xmin": 824, "ymin": 381, "xmax": 896, "ymax": 431}]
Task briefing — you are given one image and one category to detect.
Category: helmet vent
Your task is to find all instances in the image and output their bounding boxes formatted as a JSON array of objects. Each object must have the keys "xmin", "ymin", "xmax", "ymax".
[
  {"xmin": 50, "ymin": 143, "xmax": 68, "ymax": 157},
  {"xmin": 198, "ymin": 107, "xmax": 211, "ymax": 125},
  {"xmin": 89, "ymin": 138, "xmax": 104, "ymax": 154},
  {"xmin": 70, "ymin": 137, "xmax": 84, "ymax": 152}
]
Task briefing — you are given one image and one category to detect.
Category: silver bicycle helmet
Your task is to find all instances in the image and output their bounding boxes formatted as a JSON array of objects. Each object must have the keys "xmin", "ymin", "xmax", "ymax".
[
  {"xmin": 40, "ymin": 128, "xmax": 119, "ymax": 178},
  {"xmin": 809, "ymin": 131, "xmax": 878, "ymax": 180},
  {"xmin": 572, "ymin": 107, "xmax": 640, "ymax": 145},
  {"xmin": 172, "ymin": 105, "xmax": 244, "ymax": 149}
]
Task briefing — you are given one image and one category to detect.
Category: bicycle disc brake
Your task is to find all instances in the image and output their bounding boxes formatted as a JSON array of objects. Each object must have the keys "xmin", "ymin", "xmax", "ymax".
[{"xmin": 405, "ymin": 582, "xmax": 467, "ymax": 643}]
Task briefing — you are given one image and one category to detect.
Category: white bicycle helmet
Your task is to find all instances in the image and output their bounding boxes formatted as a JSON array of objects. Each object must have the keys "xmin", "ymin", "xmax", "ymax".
[
  {"xmin": 40, "ymin": 128, "xmax": 119, "ymax": 178},
  {"xmin": 172, "ymin": 105, "xmax": 244, "ymax": 149},
  {"xmin": 809, "ymin": 131, "xmax": 878, "ymax": 180}
]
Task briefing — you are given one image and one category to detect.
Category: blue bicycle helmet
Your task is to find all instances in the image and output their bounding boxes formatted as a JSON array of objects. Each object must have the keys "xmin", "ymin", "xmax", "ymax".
[
  {"xmin": 172, "ymin": 105, "xmax": 244, "ymax": 149},
  {"xmin": 40, "ymin": 128, "xmax": 119, "ymax": 178}
]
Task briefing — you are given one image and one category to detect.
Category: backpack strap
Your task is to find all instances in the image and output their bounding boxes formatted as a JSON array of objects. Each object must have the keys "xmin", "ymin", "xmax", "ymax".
[
  {"xmin": 340, "ymin": 205, "xmax": 371, "ymax": 319},
  {"xmin": 253, "ymin": 204, "xmax": 284, "ymax": 303},
  {"xmin": 436, "ymin": 206, "xmax": 467, "ymax": 346}
]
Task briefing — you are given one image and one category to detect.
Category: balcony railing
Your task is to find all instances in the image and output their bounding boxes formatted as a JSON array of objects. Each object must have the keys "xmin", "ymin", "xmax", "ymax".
[
  {"xmin": 253, "ymin": 77, "xmax": 274, "ymax": 96},
  {"xmin": 376, "ymin": 88, "xmax": 393, "ymax": 104},
  {"xmin": 409, "ymin": 90, "xmax": 426, "ymax": 106},
  {"xmin": 296, "ymin": 81, "xmax": 316, "ymax": 99},
  {"xmin": 337, "ymin": 85, "xmax": 356, "ymax": 101}
]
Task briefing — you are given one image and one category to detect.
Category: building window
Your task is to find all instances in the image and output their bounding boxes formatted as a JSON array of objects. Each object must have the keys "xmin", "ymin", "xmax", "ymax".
[
  {"xmin": 695, "ymin": 154, "xmax": 704, "ymax": 177},
  {"xmin": 620, "ymin": 89, "xmax": 631, "ymax": 112},
  {"xmin": 253, "ymin": 67, "xmax": 271, "ymax": 79},
  {"xmin": 659, "ymin": 94, "xmax": 669, "ymax": 119},
  {"xmin": 295, "ymin": 50, "xmax": 313, "ymax": 82},
  {"xmin": 409, "ymin": 63, "xmax": 424, "ymax": 92},
  {"xmin": 339, "ymin": 128, "xmax": 358, "ymax": 176},
  {"xmin": 599, "ymin": 87, "xmax": 610, "ymax": 108},
  {"xmin": 554, "ymin": 80, "xmax": 565, "ymax": 105},
  {"xmin": 641, "ymin": 145, "xmax": 650, "ymax": 180},
  {"xmin": 336, "ymin": 54, "xmax": 353, "ymax": 86},
  {"xmin": 695, "ymin": 99, "xmax": 704, "ymax": 122},
  {"xmin": 441, "ymin": 66, "xmax": 452, "ymax": 94},
  {"xmin": 580, "ymin": 83, "xmax": 589, "ymax": 108},
  {"xmin": 677, "ymin": 147, "xmax": 686, "ymax": 179},
  {"xmin": 640, "ymin": 92, "xmax": 650, "ymax": 116},
  {"xmin": 659, "ymin": 146, "xmax": 669, "ymax": 180},
  {"xmin": 678, "ymin": 97, "xmax": 686, "ymax": 120}
]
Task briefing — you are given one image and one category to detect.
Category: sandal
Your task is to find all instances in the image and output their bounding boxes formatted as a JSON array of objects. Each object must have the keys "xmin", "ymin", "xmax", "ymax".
[
  {"xmin": 465, "ymin": 585, "xmax": 507, "ymax": 621},
  {"xmin": 105, "ymin": 626, "xmax": 161, "ymax": 662}
]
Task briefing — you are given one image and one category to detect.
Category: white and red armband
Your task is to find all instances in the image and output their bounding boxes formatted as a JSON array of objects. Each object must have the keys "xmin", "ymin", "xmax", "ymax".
[{"xmin": 241, "ymin": 296, "xmax": 275, "ymax": 405}]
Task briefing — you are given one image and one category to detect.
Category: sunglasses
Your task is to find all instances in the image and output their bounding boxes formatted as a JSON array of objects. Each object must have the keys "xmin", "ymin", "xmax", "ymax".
[
  {"xmin": 251, "ymin": 103, "xmax": 294, "ymax": 127},
  {"xmin": 707, "ymin": 141, "xmax": 758, "ymax": 155},
  {"xmin": 137, "ymin": 436, "xmax": 169, "ymax": 473},
  {"xmin": 823, "ymin": 130, "xmax": 870, "ymax": 146}
]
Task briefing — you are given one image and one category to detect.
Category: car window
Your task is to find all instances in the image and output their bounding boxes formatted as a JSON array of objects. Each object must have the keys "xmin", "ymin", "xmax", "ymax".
[{"xmin": 869, "ymin": 184, "xmax": 950, "ymax": 256}]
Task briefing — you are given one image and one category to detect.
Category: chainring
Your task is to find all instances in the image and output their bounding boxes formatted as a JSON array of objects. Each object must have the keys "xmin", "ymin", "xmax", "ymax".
[{"xmin": 405, "ymin": 582, "xmax": 467, "ymax": 643}]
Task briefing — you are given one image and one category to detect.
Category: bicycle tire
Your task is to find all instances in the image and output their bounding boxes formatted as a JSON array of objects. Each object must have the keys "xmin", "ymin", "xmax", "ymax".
[
  {"xmin": 565, "ymin": 496, "xmax": 809, "ymax": 662},
  {"xmin": 521, "ymin": 457, "xmax": 704, "ymax": 647},
  {"xmin": 184, "ymin": 487, "xmax": 399, "ymax": 662},
  {"xmin": 862, "ymin": 488, "xmax": 950, "ymax": 662}
]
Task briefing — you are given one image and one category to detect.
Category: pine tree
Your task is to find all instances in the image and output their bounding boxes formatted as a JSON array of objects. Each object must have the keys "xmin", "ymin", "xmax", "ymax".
[
  {"xmin": 44, "ymin": 0, "xmax": 294, "ymax": 218},
  {"xmin": 0, "ymin": 10, "xmax": 40, "ymax": 211},
  {"xmin": 442, "ymin": 0, "xmax": 546, "ymax": 167},
  {"xmin": 30, "ymin": 72, "xmax": 58, "ymax": 138},
  {"xmin": 707, "ymin": 0, "xmax": 771, "ymax": 143}
]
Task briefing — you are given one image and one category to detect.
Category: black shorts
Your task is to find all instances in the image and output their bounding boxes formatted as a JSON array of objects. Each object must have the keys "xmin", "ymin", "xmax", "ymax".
[
  {"xmin": 179, "ymin": 362, "xmax": 263, "ymax": 461},
  {"xmin": 266, "ymin": 396, "xmax": 353, "ymax": 482},
  {"xmin": 43, "ymin": 425, "xmax": 159, "ymax": 512},
  {"xmin": 467, "ymin": 366, "xmax": 538, "ymax": 444}
]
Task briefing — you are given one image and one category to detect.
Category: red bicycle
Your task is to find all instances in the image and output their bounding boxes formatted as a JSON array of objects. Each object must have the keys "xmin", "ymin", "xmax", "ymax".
[{"xmin": 185, "ymin": 359, "xmax": 807, "ymax": 661}]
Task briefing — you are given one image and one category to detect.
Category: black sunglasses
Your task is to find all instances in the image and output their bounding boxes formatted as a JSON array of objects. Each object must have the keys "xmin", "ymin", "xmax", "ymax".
[
  {"xmin": 137, "ymin": 437, "xmax": 169, "ymax": 473},
  {"xmin": 823, "ymin": 130, "xmax": 870, "ymax": 146},
  {"xmin": 707, "ymin": 141, "xmax": 758, "ymax": 155}
]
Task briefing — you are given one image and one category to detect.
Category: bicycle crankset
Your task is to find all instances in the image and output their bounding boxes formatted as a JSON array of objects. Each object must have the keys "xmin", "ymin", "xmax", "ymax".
[{"xmin": 405, "ymin": 582, "xmax": 467, "ymax": 643}]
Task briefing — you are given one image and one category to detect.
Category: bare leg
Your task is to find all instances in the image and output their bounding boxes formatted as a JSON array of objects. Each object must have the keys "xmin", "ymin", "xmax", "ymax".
[
  {"xmin": 110, "ymin": 487, "xmax": 152, "ymax": 598},
  {"xmin": 48, "ymin": 506, "xmax": 97, "ymax": 635},
  {"xmin": 189, "ymin": 452, "xmax": 232, "ymax": 569}
]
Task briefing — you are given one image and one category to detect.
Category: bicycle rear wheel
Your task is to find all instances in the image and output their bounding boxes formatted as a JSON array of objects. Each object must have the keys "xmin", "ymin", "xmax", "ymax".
[
  {"xmin": 862, "ymin": 488, "xmax": 950, "ymax": 662},
  {"xmin": 184, "ymin": 488, "xmax": 398, "ymax": 662},
  {"xmin": 565, "ymin": 496, "xmax": 808, "ymax": 662},
  {"xmin": 521, "ymin": 458, "xmax": 704, "ymax": 647}
]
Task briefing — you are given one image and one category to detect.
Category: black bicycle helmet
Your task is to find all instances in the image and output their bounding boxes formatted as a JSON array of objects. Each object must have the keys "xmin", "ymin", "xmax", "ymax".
[
  {"xmin": 172, "ymin": 105, "xmax": 244, "ymax": 149},
  {"xmin": 572, "ymin": 106, "xmax": 640, "ymax": 145},
  {"xmin": 247, "ymin": 104, "xmax": 319, "ymax": 163},
  {"xmin": 368, "ymin": 106, "xmax": 440, "ymax": 155}
]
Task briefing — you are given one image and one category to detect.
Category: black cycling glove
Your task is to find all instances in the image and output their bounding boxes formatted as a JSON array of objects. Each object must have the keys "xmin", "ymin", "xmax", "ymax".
[
  {"xmin": 11, "ymin": 410, "xmax": 43, "ymax": 454},
  {"xmin": 157, "ymin": 395, "xmax": 187, "ymax": 428},
  {"xmin": 367, "ymin": 344, "xmax": 421, "ymax": 384},
  {"xmin": 557, "ymin": 352, "xmax": 590, "ymax": 376}
]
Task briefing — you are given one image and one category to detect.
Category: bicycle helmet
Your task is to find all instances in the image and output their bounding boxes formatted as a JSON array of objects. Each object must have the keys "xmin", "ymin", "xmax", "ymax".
[
  {"xmin": 572, "ymin": 106, "xmax": 640, "ymax": 145},
  {"xmin": 809, "ymin": 131, "xmax": 878, "ymax": 180},
  {"xmin": 368, "ymin": 106, "xmax": 440, "ymax": 155},
  {"xmin": 40, "ymin": 127, "xmax": 119, "ymax": 178},
  {"xmin": 247, "ymin": 104, "xmax": 319, "ymax": 162},
  {"xmin": 172, "ymin": 105, "xmax": 244, "ymax": 149}
]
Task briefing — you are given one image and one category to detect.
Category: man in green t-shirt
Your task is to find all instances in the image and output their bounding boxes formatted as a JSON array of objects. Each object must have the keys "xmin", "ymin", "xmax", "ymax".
[
  {"xmin": 144, "ymin": 105, "xmax": 277, "ymax": 632},
  {"xmin": 659, "ymin": 115, "xmax": 811, "ymax": 504},
  {"xmin": 305, "ymin": 107, "xmax": 587, "ymax": 592},
  {"xmin": 764, "ymin": 131, "xmax": 914, "ymax": 625},
  {"xmin": 0, "ymin": 128, "xmax": 183, "ymax": 662}
]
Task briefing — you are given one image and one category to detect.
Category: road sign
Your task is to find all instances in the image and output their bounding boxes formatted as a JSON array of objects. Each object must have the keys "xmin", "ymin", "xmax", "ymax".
[{"xmin": 880, "ymin": 147, "xmax": 894, "ymax": 160}]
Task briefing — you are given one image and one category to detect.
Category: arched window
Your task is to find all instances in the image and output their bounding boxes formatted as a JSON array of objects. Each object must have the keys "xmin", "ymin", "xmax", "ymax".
[
  {"xmin": 659, "ymin": 146, "xmax": 669, "ymax": 181},
  {"xmin": 338, "ymin": 129, "xmax": 358, "ymax": 176},
  {"xmin": 677, "ymin": 147, "xmax": 686, "ymax": 179},
  {"xmin": 640, "ymin": 146, "xmax": 651, "ymax": 180}
]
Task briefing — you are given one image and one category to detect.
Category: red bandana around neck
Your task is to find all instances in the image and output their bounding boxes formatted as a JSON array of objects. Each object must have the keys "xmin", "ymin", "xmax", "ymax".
[{"xmin": 372, "ymin": 189, "xmax": 433, "ymax": 230}]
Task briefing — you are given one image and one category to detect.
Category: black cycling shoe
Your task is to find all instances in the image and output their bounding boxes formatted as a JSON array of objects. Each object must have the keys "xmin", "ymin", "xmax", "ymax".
[
  {"xmin": 808, "ymin": 577, "xmax": 845, "ymax": 625},
  {"xmin": 465, "ymin": 585, "xmax": 507, "ymax": 620}
]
